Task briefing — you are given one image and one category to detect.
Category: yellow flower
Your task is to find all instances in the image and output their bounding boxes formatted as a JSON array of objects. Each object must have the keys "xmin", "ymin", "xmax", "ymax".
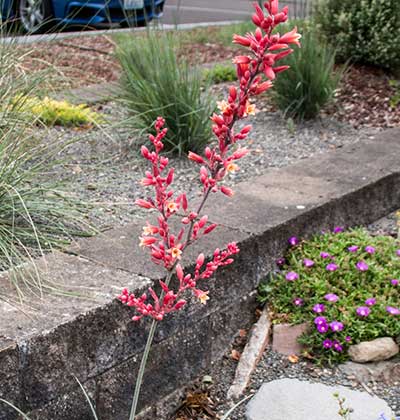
[
  {"xmin": 217, "ymin": 100, "xmax": 230, "ymax": 113},
  {"xmin": 170, "ymin": 247, "xmax": 182, "ymax": 260},
  {"xmin": 226, "ymin": 162, "xmax": 239, "ymax": 173},
  {"xmin": 245, "ymin": 101, "xmax": 256, "ymax": 116},
  {"xmin": 166, "ymin": 201, "xmax": 178, "ymax": 213},
  {"xmin": 197, "ymin": 290, "xmax": 210, "ymax": 305}
]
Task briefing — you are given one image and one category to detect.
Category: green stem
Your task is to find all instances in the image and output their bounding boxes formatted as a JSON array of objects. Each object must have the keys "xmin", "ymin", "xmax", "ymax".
[
  {"xmin": 129, "ymin": 269, "xmax": 175, "ymax": 420},
  {"xmin": 129, "ymin": 318, "xmax": 158, "ymax": 420}
]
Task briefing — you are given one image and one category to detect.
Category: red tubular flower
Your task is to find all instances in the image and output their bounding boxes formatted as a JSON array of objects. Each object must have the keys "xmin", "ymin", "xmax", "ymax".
[
  {"xmin": 120, "ymin": 0, "xmax": 300, "ymax": 322},
  {"xmin": 279, "ymin": 27, "xmax": 302, "ymax": 47}
]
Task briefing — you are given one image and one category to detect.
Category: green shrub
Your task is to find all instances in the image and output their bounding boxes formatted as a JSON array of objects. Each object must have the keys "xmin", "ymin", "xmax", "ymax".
[
  {"xmin": 272, "ymin": 24, "xmax": 340, "ymax": 120},
  {"xmin": 203, "ymin": 64, "xmax": 236, "ymax": 84},
  {"xmin": 0, "ymin": 38, "xmax": 90, "ymax": 283},
  {"xmin": 115, "ymin": 32, "xmax": 215, "ymax": 155},
  {"xmin": 314, "ymin": 0, "xmax": 400, "ymax": 71},
  {"xmin": 259, "ymin": 228, "xmax": 400, "ymax": 365},
  {"xmin": 16, "ymin": 96, "xmax": 103, "ymax": 127}
]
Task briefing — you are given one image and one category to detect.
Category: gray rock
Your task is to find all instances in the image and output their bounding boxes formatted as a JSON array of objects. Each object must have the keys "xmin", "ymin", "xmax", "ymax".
[
  {"xmin": 338, "ymin": 360, "xmax": 400, "ymax": 385},
  {"xmin": 246, "ymin": 378, "xmax": 395, "ymax": 420},
  {"xmin": 348, "ymin": 338, "xmax": 399, "ymax": 363}
]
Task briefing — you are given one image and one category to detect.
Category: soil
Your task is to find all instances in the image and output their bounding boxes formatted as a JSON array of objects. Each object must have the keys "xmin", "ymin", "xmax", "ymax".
[{"xmin": 17, "ymin": 31, "xmax": 400, "ymax": 130}]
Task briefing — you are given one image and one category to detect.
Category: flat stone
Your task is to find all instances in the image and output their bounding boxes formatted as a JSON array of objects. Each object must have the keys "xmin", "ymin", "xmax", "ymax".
[
  {"xmin": 272, "ymin": 323, "xmax": 309, "ymax": 356},
  {"xmin": 246, "ymin": 379, "xmax": 395, "ymax": 420},
  {"xmin": 338, "ymin": 360, "xmax": 400, "ymax": 385},
  {"xmin": 228, "ymin": 306, "xmax": 272, "ymax": 399},
  {"xmin": 348, "ymin": 338, "xmax": 399, "ymax": 363}
]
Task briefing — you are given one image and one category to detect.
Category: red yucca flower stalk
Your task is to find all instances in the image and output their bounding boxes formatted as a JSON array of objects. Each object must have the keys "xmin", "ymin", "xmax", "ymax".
[{"xmin": 118, "ymin": 2, "xmax": 301, "ymax": 419}]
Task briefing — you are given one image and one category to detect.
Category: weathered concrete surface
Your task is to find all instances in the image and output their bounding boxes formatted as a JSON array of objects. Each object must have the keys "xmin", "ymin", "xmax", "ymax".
[
  {"xmin": 1, "ymin": 129, "xmax": 400, "ymax": 419},
  {"xmin": 246, "ymin": 378, "xmax": 395, "ymax": 420}
]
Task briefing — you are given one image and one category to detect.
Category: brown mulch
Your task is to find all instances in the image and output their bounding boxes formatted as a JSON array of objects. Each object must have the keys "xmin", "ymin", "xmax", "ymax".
[
  {"xmin": 17, "ymin": 33, "xmax": 400, "ymax": 129},
  {"xmin": 332, "ymin": 65, "xmax": 400, "ymax": 129}
]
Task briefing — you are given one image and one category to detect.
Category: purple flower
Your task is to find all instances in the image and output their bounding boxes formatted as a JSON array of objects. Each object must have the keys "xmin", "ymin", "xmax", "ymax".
[
  {"xmin": 288, "ymin": 236, "xmax": 299, "ymax": 246},
  {"xmin": 303, "ymin": 258, "xmax": 315, "ymax": 268},
  {"xmin": 313, "ymin": 304, "xmax": 325, "ymax": 314},
  {"xmin": 314, "ymin": 316, "xmax": 327, "ymax": 326},
  {"xmin": 386, "ymin": 306, "xmax": 400, "ymax": 316},
  {"xmin": 356, "ymin": 306, "xmax": 371, "ymax": 317},
  {"xmin": 293, "ymin": 297, "xmax": 304, "ymax": 306},
  {"xmin": 329, "ymin": 321, "xmax": 344, "ymax": 332},
  {"xmin": 348, "ymin": 245, "xmax": 359, "ymax": 253},
  {"xmin": 324, "ymin": 293, "xmax": 339, "ymax": 303},
  {"xmin": 286, "ymin": 271, "xmax": 299, "ymax": 281},
  {"xmin": 345, "ymin": 336, "xmax": 352, "ymax": 342},
  {"xmin": 276, "ymin": 257, "xmax": 286, "ymax": 267},
  {"xmin": 333, "ymin": 340, "xmax": 343, "ymax": 352},
  {"xmin": 320, "ymin": 252, "xmax": 331, "ymax": 259},
  {"xmin": 396, "ymin": 249, "xmax": 400, "ymax": 257},
  {"xmin": 333, "ymin": 226, "xmax": 344, "ymax": 234},
  {"xmin": 326, "ymin": 263, "xmax": 338, "ymax": 272},
  {"xmin": 364, "ymin": 245, "xmax": 375, "ymax": 254},
  {"xmin": 356, "ymin": 261, "xmax": 369, "ymax": 272},
  {"xmin": 323, "ymin": 339, "xmax": 333, "ymax": 349},
  {"xmin": 317, "ymin": 323, "xmax": 329, "ymax": 333},
  {"xmin": 391, "ymin": 279, "xmax": 399, "ymax": 286},
  {"xmin": 365, "ymin": 297, "xmax": 376, "ymax": 306}
]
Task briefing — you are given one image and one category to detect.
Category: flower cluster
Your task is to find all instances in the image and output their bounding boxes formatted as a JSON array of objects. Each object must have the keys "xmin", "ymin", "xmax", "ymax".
[
  {"xmin": 119, "ymin": 1, "xmax": 301, "ymax": 322},
  {"xmin": 261, "ymin": 226, "xmax": 400, "ymax": 363}
]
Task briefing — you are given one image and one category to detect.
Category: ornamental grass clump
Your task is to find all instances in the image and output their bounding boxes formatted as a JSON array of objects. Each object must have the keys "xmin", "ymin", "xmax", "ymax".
[
  {"xmin": 272, "ymin": 22, "xmax": 340, "ymax": 120},
  {"xmin": 116, "ymin": 32, "xmax": 215, "ymax": 155},
  {"xmin": 259, "ymin": 227, "xmax": 400, "ymax": 365},
  {"xmin": 116, "ymin": 2, "xmax": 301, "ymax": 418},
  {"xmin": 0, "ymin": 37, "xmax": 91, "ymax": 284}
]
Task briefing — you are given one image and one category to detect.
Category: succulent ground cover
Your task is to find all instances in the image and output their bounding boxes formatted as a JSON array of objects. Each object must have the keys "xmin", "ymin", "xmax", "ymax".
[{"xmin": 259, "ymin": 228, "xmax": 400, "ymax": 364}]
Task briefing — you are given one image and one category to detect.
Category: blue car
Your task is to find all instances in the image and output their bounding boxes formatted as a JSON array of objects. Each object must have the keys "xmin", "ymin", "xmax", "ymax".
[{"xmin": 1, "ymin": 0, "xmax": 165, "ymax": 33}]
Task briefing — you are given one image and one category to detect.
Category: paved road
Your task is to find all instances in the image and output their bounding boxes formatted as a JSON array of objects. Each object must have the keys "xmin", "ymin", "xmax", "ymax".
[{"xmin": 162, "ymin": 0, "xmax": 253, "ymax": 25}]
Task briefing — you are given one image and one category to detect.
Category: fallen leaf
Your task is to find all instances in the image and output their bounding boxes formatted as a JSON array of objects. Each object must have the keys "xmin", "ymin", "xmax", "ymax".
[
  {"xmin": 288, "ymin": 354, "xmax": 299, "ymax": 364},
  {"xmin": 231, "ymin": 349, "xmax": 241, "ymax": 361}
]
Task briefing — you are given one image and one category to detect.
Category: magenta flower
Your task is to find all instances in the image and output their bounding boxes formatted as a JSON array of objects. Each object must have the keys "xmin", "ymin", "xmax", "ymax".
[
  {"xmin": 329, "ymin": 321, "xmax": 344, "ymax": 332},
  {"xmin": 276, "ymin": 257, "xmax": 286, "ymax": 267},
  {"xmin": 317, "ymin": 323, "xmax": 329, "ymax": 333},
  {"xmin": 324, "ymin": 293, "xmax": 339, "ymax": 303},
  {"xmin": 293, "ymin": 297, "xmax": 304, "ymax": 306},
  {"xmin": 356, "ymin": 306, "xmax": 370, "ymax": 317},
  {"xmin": 303, "ymin": 258, "xmax": 315, "ymax": 268},
  {"xmin": 364, "ymin": 245, "xmax": 375, "ymax": 254},
  {"xmin": 288, "ymin": 236, "xmax": 299, "ymax": 246},
  {"xmin": 314, "ymin": 316, "xmax": 327, "ymax": 326},
  {"xmin": 386, "ymin": 306, "xmax": 400, "ymax": 316},
  {"xmin": 356, "ymin": 261, "xmax": 368, "ymax": 271},
  {"xmin": 365, "ymin": 298, "xmax": 376, "ymax": 306},
  {"xmin": 320, "ymin": 252, "xmax": 330, "ymax": 259},
  {"xmin": 323, "ymin": 339, "xmax": 333, "ymax": 349},
  {"xmin": 396, "ymin": 249, "xmax": 400, "ymax": 257},
  {"xmin": 333, "ymin": 340, "xmax": 343, "ymax": 352},
  {"xmin": 348, "ymin": 245, "xmax": 358, "ymax": 253},
  {"xmin": 345, "ymin": 336, "xmax": 352, "ymax": 342},
  {"xmin": 391, "ymin": 279, "xmax": 399, "ymax": 286},
  {"xmin": 285, "ymin": 271, "xmax": 299, "ymax": 281},
  {"xmin": 333, "ymin": 226, "xmax": 344, "ymax": 234},
  {"xmin": 313, "ymin": 304, "xmax": 325, "ymax": 314},
  {"xmin": 326, "ymin": 263, "xmax": 338, "ymax": 272}
]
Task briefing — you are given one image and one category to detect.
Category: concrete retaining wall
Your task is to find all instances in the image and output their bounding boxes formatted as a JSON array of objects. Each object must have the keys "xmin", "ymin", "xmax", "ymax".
[{"xmin": 0, "ymin": 129, "xmax": 399, "ymax": 419}]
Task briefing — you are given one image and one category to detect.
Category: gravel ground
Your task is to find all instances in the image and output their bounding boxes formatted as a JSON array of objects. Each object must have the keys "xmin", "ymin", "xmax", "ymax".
[
  {"xmin": 174, "ymin": 211, "xmax": 400, "ymax": 420},
  {"xmin": 43, "ymin": 97, "xmax": 378, "ymax": 229}
]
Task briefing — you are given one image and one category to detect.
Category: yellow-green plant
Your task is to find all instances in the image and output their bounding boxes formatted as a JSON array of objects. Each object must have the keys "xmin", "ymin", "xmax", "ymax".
[{"xmin": 17, "ymin": 96, "xmax": 103, "ymax": 127}]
